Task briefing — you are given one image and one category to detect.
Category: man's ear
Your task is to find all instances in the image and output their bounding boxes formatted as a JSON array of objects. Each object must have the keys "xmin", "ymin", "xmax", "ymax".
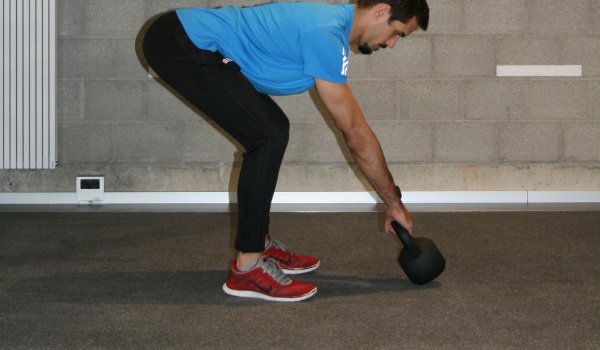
[{"xmin": 372, "ymin": 3, "xmax": 392, "ymax": 20}]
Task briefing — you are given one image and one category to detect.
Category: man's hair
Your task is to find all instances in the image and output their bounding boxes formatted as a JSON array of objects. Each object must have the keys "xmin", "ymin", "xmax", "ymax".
[{"xmin": 357, "ymin": 0, "xmax": 429, "ymax": 31}]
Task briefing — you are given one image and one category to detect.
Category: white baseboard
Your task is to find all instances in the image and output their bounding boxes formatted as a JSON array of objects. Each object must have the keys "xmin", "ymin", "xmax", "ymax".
[
  {"xmin": 1, "ymin": 191, "xmax": 599, "ymax": 205},
  {"xmin": 527, "ymin": 191, "xmax": 600, "ymax": 203}
]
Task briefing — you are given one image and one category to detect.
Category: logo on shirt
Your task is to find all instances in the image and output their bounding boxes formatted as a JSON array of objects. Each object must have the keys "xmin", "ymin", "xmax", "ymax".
[{"xmin": 341, "ymin": 47, "xmax": 349, "ymax": 76}]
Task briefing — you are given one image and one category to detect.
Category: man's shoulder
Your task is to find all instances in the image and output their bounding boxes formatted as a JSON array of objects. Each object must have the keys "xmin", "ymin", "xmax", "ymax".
[{"xmin": 268, "ymin": 2, "xmax": 353, "ymax": 28}]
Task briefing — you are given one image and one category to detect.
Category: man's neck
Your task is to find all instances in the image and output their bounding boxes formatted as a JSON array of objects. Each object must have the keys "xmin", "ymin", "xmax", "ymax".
[
  {"xmin": 348, "ymin": 4, "xmax": 369, "ymax": 46},
  {"xmin": 348, "ymin": 4, "xmax": 374, "ymax": 45}
]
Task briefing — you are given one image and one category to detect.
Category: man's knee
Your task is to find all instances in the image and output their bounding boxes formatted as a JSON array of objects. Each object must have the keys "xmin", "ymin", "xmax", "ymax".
[
  {"xmin": 270, "ymin": 117, "xmax": 290, "ymax": 151},
  {"xmin": 243, "ymin": 118, "xmax": 289, "ymax": 157}
]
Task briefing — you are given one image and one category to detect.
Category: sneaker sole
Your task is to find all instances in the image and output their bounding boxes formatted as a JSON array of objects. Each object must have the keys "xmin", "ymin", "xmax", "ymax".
[
  {"xmin": 280, "ymin": 261, "xmax": 320, "ymax": 275},
  {"xmin": 222, "ymin": 284, "xmax": 317, "ymax": 302}
]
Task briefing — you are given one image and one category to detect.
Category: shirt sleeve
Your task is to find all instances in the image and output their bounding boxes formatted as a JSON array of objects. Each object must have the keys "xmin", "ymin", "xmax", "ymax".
[{"xmin": 299, "ymin": 29, "xmax": 348, "ymax": 84}]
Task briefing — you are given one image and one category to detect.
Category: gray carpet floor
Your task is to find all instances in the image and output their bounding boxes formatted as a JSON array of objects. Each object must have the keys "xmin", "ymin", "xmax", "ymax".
[{"xmin": 0, "ymin": 211, "xmax": 599, "ymax": 349}]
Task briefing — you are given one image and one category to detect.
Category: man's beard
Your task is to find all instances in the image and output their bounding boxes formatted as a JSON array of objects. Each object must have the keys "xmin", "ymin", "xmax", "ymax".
[
  {"xmin": 358, "ymin": 43, "xmax": 373, "ymax": 55},
  {"xmin": 358, "ymin": 43, "xmax": 388, "ymax": 55}
]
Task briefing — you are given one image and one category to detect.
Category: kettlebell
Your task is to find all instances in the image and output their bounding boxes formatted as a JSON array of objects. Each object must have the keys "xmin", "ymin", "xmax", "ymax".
[{"xmin": 392, "ymin": 221, "xmax": 446, "ymax": 285}]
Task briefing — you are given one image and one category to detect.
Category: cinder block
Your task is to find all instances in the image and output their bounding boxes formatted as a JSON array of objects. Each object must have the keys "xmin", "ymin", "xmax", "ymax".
[
  {"xmin": 178, "ymin": 121, "xmax": 240, "ymax": 163},
  {"xmin": 564, "ymin": 37, "xmax": 600, "ymax": 77},
  {"xmin": 285, "ymin": 122, "xmax": 348, "ymax": 163},
  {"xmin": 57, "ymin": 123, "xmax": 114, "ymax": 163},
  {"xmin": 0, "ymin": 165, "xmax": 106, "ymax": 192},
  {"xmin": 529, "ymin": 0, "xmax": 592, "ymax": 34},
  {"xmin": 276, "ymin": 164, "xmax": 366, "ymax": 191},
  {"xmin": 349, "ymin": 81, "xmax": 398, "ymax": 120},
  {"xmin": 271, "ymin": 93, "xmax": 326, "ymax": 122},
  {"xmin": 347, "ymin": 50, "xmax": 372, "ymax": 80},
  {"xmin": 399, "ymin": 80, "xmax": 463, "ymax": 119},
  {"xmin": 465, "ymin": 0, "xmax": 527, "ymax": 34},
  {"xmin": 57, "ymin": 0, "xmax": 84, "ymax": 36},
  {"xmin": 371, "ymin": 122, "xmax": 433, "ymax": 162},
  {"xmin": 147, "ymin": 81, "xmax": 203, "ymax": 122},
  {"xmin": 85, "ymin": 81, "xmax": 146, "ymax": 121},
  {"xmin": 211, "ymin": 0, "xmax": 268, "ymax": 8},
  {"xmin": 593, "ymin": 0, "xmax": 600, "ymax": 34},
  {"xmin": 0, "ymin": 164, "xmax": 233, "ymax": 192},
  {"xmin": 465, "ymin": 79, "xmax": 526, "ymax": 119},
  {"xmin": 527, "ymin": 81, "xmax": 588, "ymax": 118},
  {"xmin": 0, "ymin": 171, "xmax": 42, "ymax": 192},
  {"xmin": 565, "ymin": 122, "xmax": 600, "ymax": 162},
  {"xmin": 146, "ymin": 0, "xmax": 212, "ymax": 16},
  {"xmin": 57, "ymin": 79, "xmax": 83, "ymax": 121},
  {"xmin": 425, "ymin": 0, "xmax": 463, "ymax": 34},
  {"xmin": 83, "ymin": 0, "xmax": 146, "ymax": 38},
  {"xmin": 434, "ymin": 122, "xmax": 498, "ymax": 162},
  {"xmin": 58, "ymin": 39, "xmax": 114, "ymax": 79},
  {"xmin": 392, "ymin": 164, "xmax": 600, "ymax": 191},
  {"xmin": 115, "ymin": 123, "xmax": 179, "ymax": 163},
  {"xmin": 111, "ymin": 164, "xmax": 230, "ymax": 191},
  {"xmin": 370, "ymin": 37, "xmax": 432, "ymax": 78},
  {"xmin": 496, "ymin": 38, "xmax": 563, "ymax": 65},
  {"xmin": 499, "ymin": 122, "xmax": 561, "ymax": 162},
  {"xmin": 433, "ymin": 36, "xmax": 496, "ymax": 77},
  {"xmin": 279, "ymin": 163, "xmax": 600, "ymax": 192},
  {"xmin": 114, "ymin": 39, "xmax": 149, "ymax": 80},
  {"xmin": 592, "ymin": 81, "xmax": 600, "ymax": 117}
]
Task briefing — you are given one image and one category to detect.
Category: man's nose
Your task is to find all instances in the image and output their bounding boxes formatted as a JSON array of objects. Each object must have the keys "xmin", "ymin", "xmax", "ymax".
[{"xmin": 386, "ymin": 37, "xmax": 399, "ymax": 48}]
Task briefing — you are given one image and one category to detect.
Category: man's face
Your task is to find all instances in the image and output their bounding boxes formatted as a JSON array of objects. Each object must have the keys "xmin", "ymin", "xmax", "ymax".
[{"xmin": 358, "ymin": 11, "xmax": 418, "ymax": 55}]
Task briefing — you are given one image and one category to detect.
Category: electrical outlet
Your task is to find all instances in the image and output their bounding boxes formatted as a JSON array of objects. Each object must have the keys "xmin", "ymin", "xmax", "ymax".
[{"xmin": 76, "ymin": 176, "xmax": 105, "ymax": 203}]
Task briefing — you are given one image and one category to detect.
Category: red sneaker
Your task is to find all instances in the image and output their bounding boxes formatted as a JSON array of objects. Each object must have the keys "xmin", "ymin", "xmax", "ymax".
[
  {"xmin": 263, "ymin": 235, "xmax": 320, "ymax": 275},
  {"xmin": 222, "ymin": 257, "xmax": 317, "ymax": 302}
]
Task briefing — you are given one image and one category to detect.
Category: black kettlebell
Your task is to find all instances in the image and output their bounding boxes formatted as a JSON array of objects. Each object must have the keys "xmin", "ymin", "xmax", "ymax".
[{"xmin": 391, "ymin": 221, "xmax": 446, "ymax": 285}]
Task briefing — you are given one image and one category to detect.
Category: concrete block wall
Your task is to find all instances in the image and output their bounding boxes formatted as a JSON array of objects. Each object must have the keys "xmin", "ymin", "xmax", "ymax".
[{"xmin": 1, "ymin": 0, "xmax": 599, "ymax": 194}]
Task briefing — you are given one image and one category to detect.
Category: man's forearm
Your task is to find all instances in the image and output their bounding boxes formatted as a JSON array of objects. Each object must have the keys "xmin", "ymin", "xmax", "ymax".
[
  {"xmin": 344, "ymin": 123, "xmax": 401, "ymax": 208},
  {"xmin": 314, "ymin": 79, "xmax": 402, "ymax": 207},
  {"xmin": 313, "ymin": 79, "xmax": 412, "ymax": 233}
]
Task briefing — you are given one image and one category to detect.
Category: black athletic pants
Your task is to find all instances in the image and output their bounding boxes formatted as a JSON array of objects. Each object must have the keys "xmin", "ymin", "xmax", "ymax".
[{"xmin": 142, "ymin": 11, "xmax": 290, "ymax": 253}]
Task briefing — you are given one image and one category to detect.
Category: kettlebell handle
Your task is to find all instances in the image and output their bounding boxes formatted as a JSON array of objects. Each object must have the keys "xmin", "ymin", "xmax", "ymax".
[{"xmin": 391, "ymin": 221, "xmax": 421, "ymax": 258}]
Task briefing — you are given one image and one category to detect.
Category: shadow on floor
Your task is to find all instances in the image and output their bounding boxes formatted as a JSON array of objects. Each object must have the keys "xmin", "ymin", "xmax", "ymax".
[{"xmin": 6, "ymin": 270, "xmax": 440, "ymax": 305}]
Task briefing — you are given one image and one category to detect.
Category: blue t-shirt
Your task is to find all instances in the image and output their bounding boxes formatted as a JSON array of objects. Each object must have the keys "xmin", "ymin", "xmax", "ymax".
[{"xmin": 176, "ymin": 3, "xmax": 354, "ymax": 96}]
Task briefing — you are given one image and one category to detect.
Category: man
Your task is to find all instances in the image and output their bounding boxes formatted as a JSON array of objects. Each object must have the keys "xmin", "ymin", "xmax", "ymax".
[{"xmin": 142, "ymin": 0, "xmax": 429, "ymax": 302}]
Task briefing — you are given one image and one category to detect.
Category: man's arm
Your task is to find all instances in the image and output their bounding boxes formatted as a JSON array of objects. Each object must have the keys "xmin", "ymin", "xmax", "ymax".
[{"xmin": 314, "ymin": 78, "xmax": 413, "ymax": 234}]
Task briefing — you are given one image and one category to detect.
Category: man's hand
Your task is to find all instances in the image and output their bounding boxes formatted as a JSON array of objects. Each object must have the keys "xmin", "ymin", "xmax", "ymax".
[{"xmin": 385, "ymin": 201, "xmax": 413, "ymax": 236}]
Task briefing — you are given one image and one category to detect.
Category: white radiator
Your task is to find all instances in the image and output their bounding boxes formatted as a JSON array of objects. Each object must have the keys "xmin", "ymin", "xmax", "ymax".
[{"xmin": 1, "ymin": 0, "xmax": 56, "ymax": 170}]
